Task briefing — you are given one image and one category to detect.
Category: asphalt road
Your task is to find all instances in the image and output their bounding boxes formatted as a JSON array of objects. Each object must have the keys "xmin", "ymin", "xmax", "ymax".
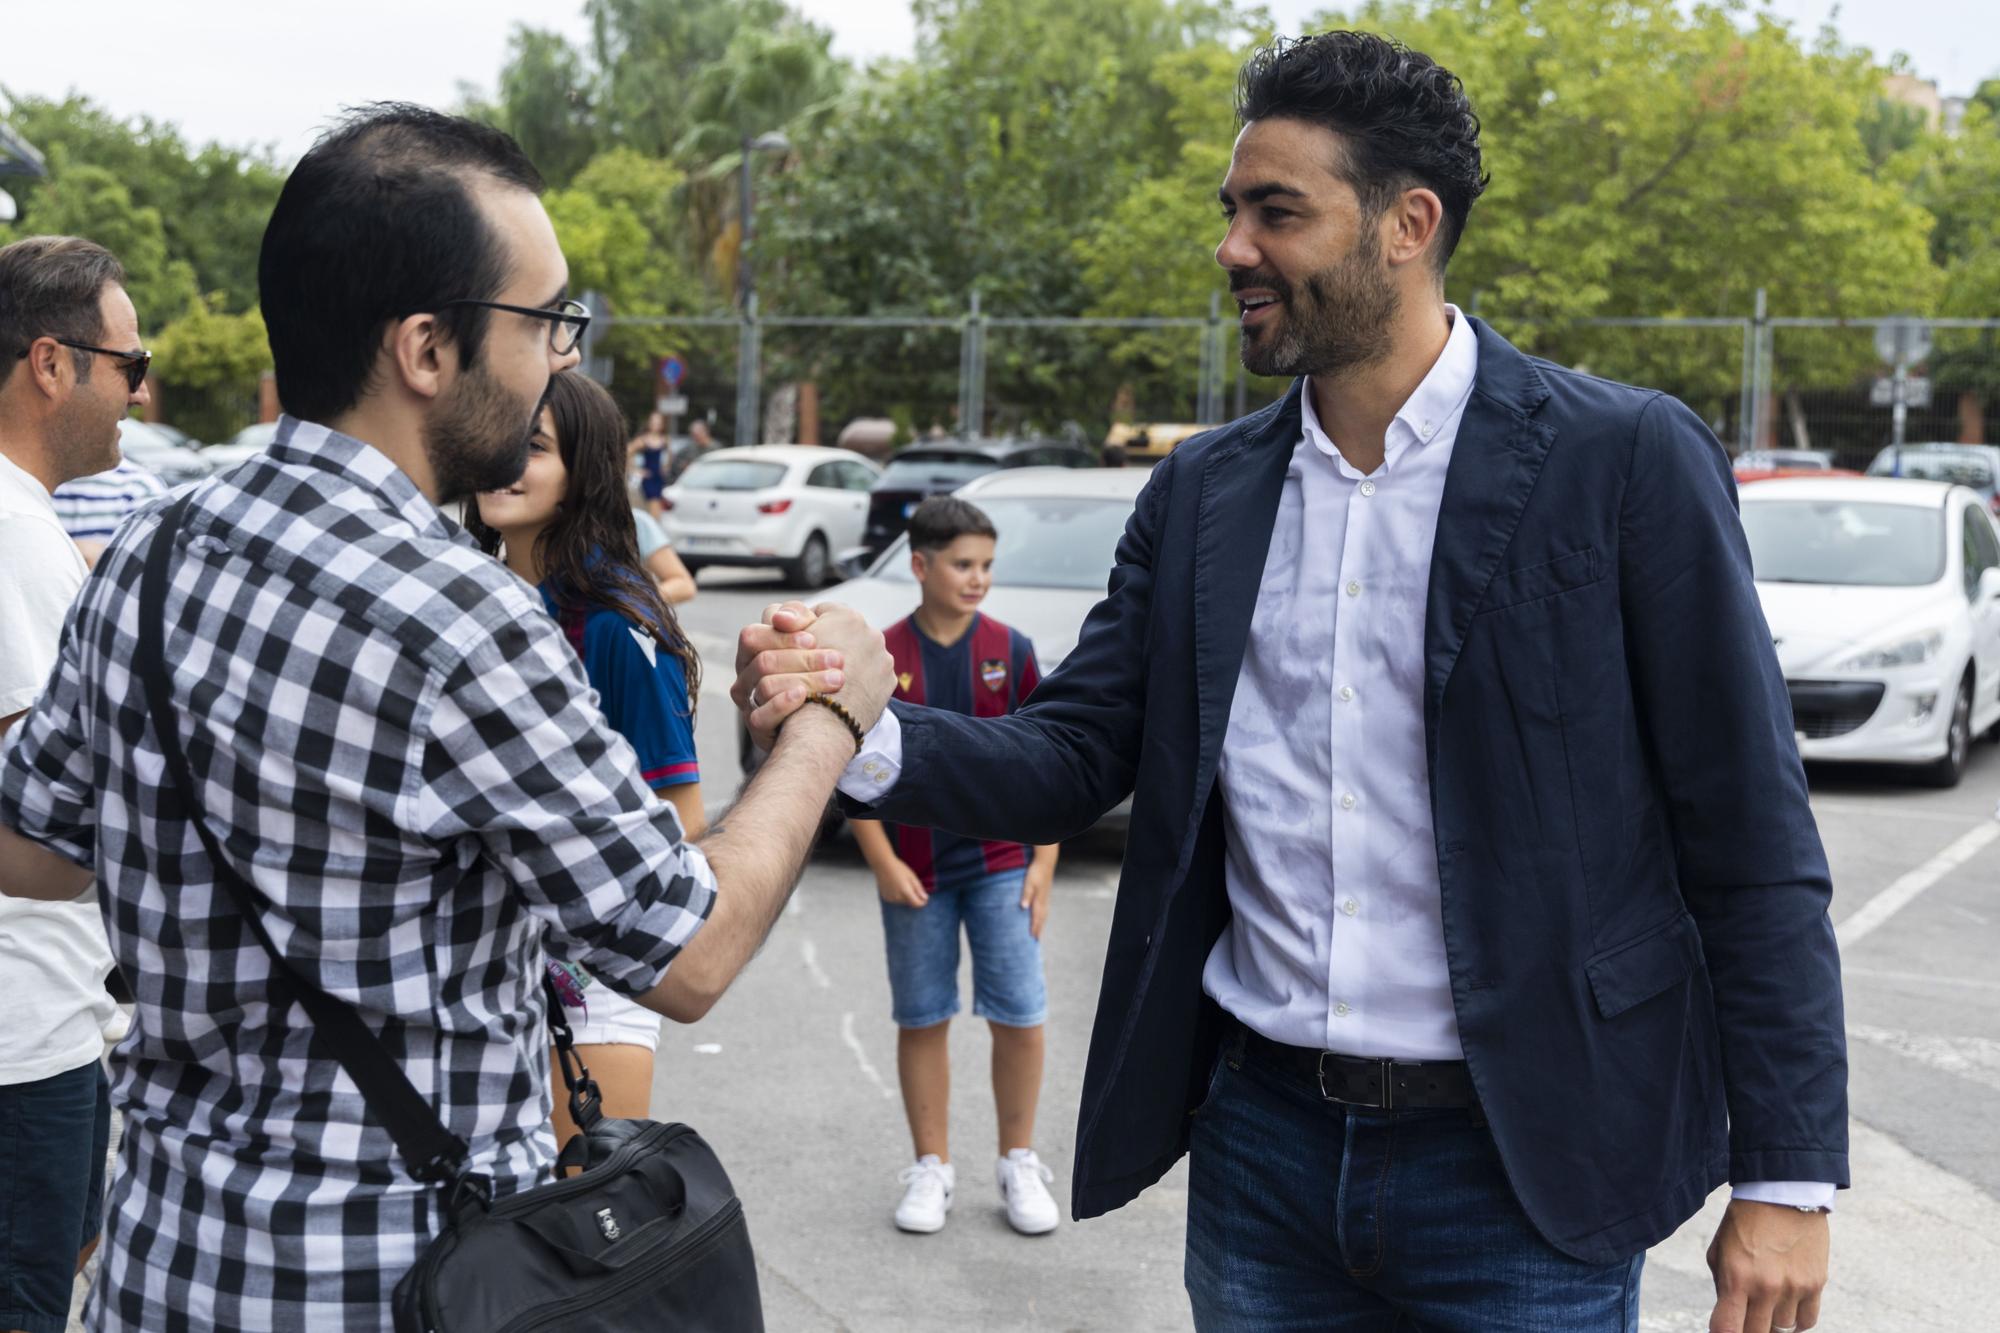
[{"xmin": 663, "ymin": 569, "xmax": 2000, "ymax": 1333}]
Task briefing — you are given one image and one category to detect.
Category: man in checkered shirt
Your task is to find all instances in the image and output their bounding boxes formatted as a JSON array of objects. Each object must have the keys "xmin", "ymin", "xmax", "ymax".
[{"xmin": 0, "ymin": 106, "xmax": 892, "ymax": 1331}]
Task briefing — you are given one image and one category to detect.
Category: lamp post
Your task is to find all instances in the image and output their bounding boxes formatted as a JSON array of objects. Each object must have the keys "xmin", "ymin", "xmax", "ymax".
[{"xmin": 735, "ymin": 131, "xmax": 792, "ymax": 446}]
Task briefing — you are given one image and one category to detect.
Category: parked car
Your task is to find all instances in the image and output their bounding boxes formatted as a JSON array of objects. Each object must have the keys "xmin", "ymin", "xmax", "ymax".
[
  {"xmin": 1741, "ymin": 477, "xmax": 2000, "ymax": 787},
  {"xmin": 659, "ymin": 445, "xmax": 881, "ymax": 588},
  {"xmin": 1733, "ymin": 448, "xmax": 1835, "ymax": 474},
  {"xmin": 200, "ymin": 420, "xmax": 282, "ymax": 471},
  {"xmin": 1734, "ymin": 466, "xmax": 1861, "ymax": 486},
  {"xmin": 862, "ymin": 438, "xmax": 1096, "ymax": 556},
  {"xmin": 739, "ymin": 466, "xmax": 1154, "ymax": 812},
  {"xmin": 1103, "ymin": 421, "xmax": 1209, "ymax": 466},
  {"xmin": 145, "ymin": 422, "xmax": 204, "ymax": 451},
  {"xmin": 1865, "ymin": 442, "xmax": 2000, "ymax": 520},
  {"xmin": 116, "ymin": 419, "xmax": 211, "ymax": 485}
]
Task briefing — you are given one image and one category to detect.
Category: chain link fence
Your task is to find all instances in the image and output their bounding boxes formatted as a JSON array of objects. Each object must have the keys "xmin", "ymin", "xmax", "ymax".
[{"xmin": 589, "ymin": 294, "xmax": 1998, "ymax": 460}]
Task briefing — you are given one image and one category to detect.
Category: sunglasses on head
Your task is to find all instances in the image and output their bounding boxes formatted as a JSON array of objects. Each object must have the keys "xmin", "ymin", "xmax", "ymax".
[{"xmin": 15, "ymin": 338, "xmax": 153, "ymax": 394}]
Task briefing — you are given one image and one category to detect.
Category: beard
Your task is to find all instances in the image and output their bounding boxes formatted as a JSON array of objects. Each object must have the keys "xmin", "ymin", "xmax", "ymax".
[
  {"xmin": 425, "ymin": 363, "xmax": 547, "ymax": 504},
  {"xmin": 1236, "ymin": 226, "xmax": 1401, "ymax": 381},
  {"xmin": 47, "ymin": 388, "xmax": 123, "ymax": 486}
]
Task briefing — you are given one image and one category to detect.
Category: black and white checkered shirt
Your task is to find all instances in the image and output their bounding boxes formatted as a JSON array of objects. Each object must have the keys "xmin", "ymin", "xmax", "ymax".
[{"xmin": 0, "ymin": 418, "xmax": 716, "ymax": 1331}]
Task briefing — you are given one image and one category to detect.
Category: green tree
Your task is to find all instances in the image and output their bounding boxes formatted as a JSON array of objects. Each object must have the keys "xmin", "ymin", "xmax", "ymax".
[
  {"xmin": 1899, "ymin": 103, "xmax": 2000, "ymax": 441},
  {"xmin": 490, "ymin": 28, "xmax": 601, "ymax": 189},
  {"xmin": 0, "ymin": 93, "xmax": 282, "ymax": 313},
  {"xmin": 150, "ymin": 296, "xmax": 271, "ymax": 443},
  {"xmin": 1, "ymin": 158, "xmax": 199, "ymax": 328},
  {"xmin": 761, "ymin": 0, "xmax": 1249, "ymax": 436}
]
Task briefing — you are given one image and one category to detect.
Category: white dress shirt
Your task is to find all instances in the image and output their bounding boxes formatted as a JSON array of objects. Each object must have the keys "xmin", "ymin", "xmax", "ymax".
[
  {"xmin": 1199, "ymin": 306, "xmax": 1475, "ymax": 1062},
  {"xmin": 835, "ymin": 308, "xmax": 1832, "ymax": 1208}
]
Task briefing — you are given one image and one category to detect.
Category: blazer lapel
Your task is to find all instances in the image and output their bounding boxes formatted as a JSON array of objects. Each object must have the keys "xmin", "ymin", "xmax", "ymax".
[
  {"xmin": 1424, "ymin": 321, "xmax": 1559, "ymax": 739},
  {"xmin": 1191, "ymin": 383, "xmax": 1301, "ymax": 798}
]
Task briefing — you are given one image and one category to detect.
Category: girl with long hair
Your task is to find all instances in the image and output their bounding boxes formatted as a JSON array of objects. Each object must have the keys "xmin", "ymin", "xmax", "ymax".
[{"xmin": 471, "ymin": 371, "xmax": 705, "ymax": 1142}]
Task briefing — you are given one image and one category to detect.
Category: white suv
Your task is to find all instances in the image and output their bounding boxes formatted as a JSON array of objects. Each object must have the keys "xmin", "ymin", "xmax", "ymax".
[{"xmin": 661, "ymin": 445, "xmax": 881, "ymax": 587}]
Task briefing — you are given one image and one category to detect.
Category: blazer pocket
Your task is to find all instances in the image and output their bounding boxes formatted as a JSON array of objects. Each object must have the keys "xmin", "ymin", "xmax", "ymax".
[
  {"xmin": 1475, "ymin": 547, "xmax": 1602, "ymax": 615},
  {"xmin": 1585, "ymin": 911, "xmax": 1704, "ymax": 1019}
]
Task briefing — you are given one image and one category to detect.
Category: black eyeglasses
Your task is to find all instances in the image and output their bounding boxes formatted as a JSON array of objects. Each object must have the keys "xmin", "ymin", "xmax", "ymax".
[
  {"xmin": 438, "ymin": 298, "xmax": 591, "ymax": 356},
  {"xmin": 16, "ymin": 339, "xmax": 152, "ymax": 393}
]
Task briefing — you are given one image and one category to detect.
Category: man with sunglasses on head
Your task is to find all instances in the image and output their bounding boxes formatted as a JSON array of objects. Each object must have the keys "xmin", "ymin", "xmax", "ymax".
[
  {"xmin": 0, "ymin": 106, "xmax": 893, "ymax": 1331},
  {"xmin": 0, "ymin": 233, "xmax": 148, "ymax": 1333}
]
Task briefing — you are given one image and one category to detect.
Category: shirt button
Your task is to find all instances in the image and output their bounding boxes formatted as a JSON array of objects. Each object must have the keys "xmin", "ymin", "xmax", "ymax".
[
  {"xmin": 1339, "ymin": 792, "xmax": 1357, "ymax": 811},
  {"xmin": 1338, "ymin": 685, "xmax": 1355, "ymax": 703},
  {"xmin": 1342, "ymin": 899, "xmax": 1358, "ymax": 916},
  {"xmin": 1359, "ymin": 480, "xmax": 1376, "ymax": 497},
  {"xmin": 1345, "ymin": 580, "xmax": 1361, "ymax": 598},
  {"xmin": 1334, "ymin": 1001, "xmax": 1351, "ymax": 1017}
]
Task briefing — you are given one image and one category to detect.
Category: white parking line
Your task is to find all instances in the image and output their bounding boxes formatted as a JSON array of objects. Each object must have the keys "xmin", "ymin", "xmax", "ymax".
[
  {"xmin": 1836, "ymin": 822, "xmax": 2000, "ymax": 950},
  {"xmin": 1845, "ymin": 965, "xmax": 2000, "ymax": 994},
  {"xmin": 1848, "ymin": 1025, "xmax": 2000, "ymax": 1095},
  {"xmin": 840, "ymin": 1011, "xmax": 896, "ymax": 1100},
  {"xmin": 800, "ymin": 937, "xmax": 831, "ymax": 990}
]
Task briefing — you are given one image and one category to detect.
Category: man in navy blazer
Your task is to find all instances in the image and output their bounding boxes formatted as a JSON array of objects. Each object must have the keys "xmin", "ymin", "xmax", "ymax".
[{"xmin": 738, "ymin": 31, "xmax": 1844, "ymax": 1333}]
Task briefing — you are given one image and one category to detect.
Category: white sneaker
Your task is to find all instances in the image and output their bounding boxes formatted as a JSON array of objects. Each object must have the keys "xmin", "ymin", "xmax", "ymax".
[
  {"xmin": 894, "ymin": 1155, "xmax": 954, "ymax": 1233},
  {"xmin": 996, "ymin": 1148, "xmax": 1059, "ymax": 1235}
]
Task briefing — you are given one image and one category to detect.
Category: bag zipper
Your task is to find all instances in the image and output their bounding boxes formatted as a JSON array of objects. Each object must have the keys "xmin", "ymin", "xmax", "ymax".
[{"xmin": 486, "ymin": 1198, "xmax": 745, "ymax": 1333}]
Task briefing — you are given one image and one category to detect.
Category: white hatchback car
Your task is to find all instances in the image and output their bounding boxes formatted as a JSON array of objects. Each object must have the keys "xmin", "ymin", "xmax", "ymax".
[
  {"xmin": 661, "ymin": 445, "xmax": 880, "ymax": 588},
  {"xmin": 1741, "ymin": 477, "xmax": 2000, "ymax": 786}
]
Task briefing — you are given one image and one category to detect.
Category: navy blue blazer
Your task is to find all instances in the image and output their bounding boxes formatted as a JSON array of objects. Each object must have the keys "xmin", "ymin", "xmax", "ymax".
[{"xmin": 846, "ymin": 320, "xmax": 1847, "ymax": 1262}]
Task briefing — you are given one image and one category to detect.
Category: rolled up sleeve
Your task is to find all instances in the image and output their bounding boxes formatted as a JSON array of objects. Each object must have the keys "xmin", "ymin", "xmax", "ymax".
[{"xmin": 414, "ymin": 606, "xmax": 714, "ymax": 998}]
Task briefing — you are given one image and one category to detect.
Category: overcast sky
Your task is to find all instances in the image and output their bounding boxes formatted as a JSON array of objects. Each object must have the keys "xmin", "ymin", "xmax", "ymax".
[{"xmin": 1, "ymin": 0, "xmax": 1991, "ymax": 164}]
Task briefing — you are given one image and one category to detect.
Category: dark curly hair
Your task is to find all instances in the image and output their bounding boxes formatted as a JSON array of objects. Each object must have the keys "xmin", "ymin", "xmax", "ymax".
[
  {"xmin": 467, "ymin": 371, "xmax": 701, "ymax": 718},
  {"xmin": 1237, "ymin": 32, "xmax": 1487, "ymax": 270}
]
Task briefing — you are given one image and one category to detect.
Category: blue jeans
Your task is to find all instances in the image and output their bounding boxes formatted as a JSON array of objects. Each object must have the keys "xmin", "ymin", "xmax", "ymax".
[
  {"xmin": 0, "ymin": 1059, "xmax": 111, "ymax": 1333},
  {"xmin": 879, "ymin": 866, "xmax": 1047, "ymax": 1028},
  {"xmin": 1185, "ymin": 1038, "xmax": 1642, "ymax": 1332}
]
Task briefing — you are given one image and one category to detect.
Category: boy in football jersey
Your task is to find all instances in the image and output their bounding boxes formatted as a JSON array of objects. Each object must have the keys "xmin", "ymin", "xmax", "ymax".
[{"xmin": 851, "ymin": 496, "xmax": 1061, "ymax": 1237}]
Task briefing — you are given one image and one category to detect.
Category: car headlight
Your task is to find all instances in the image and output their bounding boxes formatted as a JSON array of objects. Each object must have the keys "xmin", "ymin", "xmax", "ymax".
[{"xmin": 1838, "ymin": 629, "xmax": 1944, "ymax": 671}]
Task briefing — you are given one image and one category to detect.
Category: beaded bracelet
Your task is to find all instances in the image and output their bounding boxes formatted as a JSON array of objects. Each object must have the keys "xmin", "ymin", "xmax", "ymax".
[{"xmin": 802, "ymin": 693, "xmax": 865, "ymax": 757}]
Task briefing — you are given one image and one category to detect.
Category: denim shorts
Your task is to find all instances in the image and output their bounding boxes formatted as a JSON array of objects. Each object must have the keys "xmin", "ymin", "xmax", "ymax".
[
  {"xmin": 880, "ymin": 866, "xmax": 1047, "ymax": 1029},
  {"xmin": 0, "ymin": 1059, "xmax": 111, "ymax": 1333}
]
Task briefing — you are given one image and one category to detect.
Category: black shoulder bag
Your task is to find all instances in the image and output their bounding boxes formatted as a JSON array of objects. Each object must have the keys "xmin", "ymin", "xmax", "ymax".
[{"xmin": 136, "ymin": 494, "xmax": 764, "ymax": 1333}]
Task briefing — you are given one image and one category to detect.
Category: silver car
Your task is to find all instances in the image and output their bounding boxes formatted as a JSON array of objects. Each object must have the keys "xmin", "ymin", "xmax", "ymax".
[{"xmin": 736, "ymin": 465, "xmax": 1151, "ymax": 829}]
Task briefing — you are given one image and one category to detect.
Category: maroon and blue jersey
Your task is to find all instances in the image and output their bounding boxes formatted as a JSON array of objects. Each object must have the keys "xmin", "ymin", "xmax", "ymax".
[
  {"xmin": 543, "ymin": 586, "xmax": 699, "ymax": 790},
  {"xmin": 883, "ymin": 612, "xmax": 1041, "ymax": 890}
]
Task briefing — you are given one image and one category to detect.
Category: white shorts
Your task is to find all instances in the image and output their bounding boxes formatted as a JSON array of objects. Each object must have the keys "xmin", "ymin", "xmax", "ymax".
[{"xmin": 559, "ymin": 984, "xmax": 663, "ymax": 1052}]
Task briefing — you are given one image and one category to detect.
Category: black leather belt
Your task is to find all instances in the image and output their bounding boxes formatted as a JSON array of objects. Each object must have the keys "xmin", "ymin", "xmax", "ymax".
[{"xmin": 1239, "ymin": 1025, "xmax": 1477, "ymax": 1111}]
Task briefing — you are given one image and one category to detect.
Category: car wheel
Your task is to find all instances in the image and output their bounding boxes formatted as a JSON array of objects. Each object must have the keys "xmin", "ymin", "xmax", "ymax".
[
  {"xmin": 785, "ymin": 533, "xmax": 830, "ymax": 589},
  {"xmin": 1916, "ymin": 675, "xmax": 1974, "ymax": 788}
]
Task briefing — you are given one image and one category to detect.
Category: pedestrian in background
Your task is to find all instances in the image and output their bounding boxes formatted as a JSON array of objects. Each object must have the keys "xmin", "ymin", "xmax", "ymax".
[
  {"xmin": 51, "ymin": 456, "xmax": 168, "ymax": 568},
  {"xmin": 0, "ymin": 234, "xmax": 146, "ymax": 1333},
  {"xmin": 849, "ymin": 497, "xmax": 1062, "ymax": 1238},
  {"xmin": 471, "ymin": 369, "xmax": 706, "ymax": 1144},
  {"xmin": 628, "ymin": 409, "xmax": 671, "ymax": 516}
]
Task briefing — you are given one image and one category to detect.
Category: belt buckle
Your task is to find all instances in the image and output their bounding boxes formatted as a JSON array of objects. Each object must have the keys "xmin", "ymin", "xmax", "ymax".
[{"xmin": 1315, "ymin": 1053, "xmax": 1396, "ymax": 1109}]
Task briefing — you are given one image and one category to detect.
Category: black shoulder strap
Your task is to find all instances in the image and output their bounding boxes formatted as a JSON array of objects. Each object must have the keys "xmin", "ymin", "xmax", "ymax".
[{"xmin": 135, "ymin": 494, "xmax": 470, "ymax": 1184}]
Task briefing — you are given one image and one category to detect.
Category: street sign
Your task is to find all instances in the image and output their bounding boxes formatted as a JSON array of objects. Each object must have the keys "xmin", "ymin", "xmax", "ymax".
[
  {"xmin": 658, "ymin": 355, "xmax": 687, "ymax": 391},
  {"xmin": 1874, "ymin": 317, "xmax": 1932, "ymax": 368},
  {"xmin": 655, "ymin": 394, "xmax": 689, "ymax": 417},
  {"xmin": 1870, "ymin": 376, "xmax": 1932, "ymax": 409}
]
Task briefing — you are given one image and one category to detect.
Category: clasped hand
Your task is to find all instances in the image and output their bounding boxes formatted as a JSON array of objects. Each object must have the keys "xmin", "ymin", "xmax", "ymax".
[{"xmin": 732, "ymin": 601, "xmax": 893, "ymax": 750}]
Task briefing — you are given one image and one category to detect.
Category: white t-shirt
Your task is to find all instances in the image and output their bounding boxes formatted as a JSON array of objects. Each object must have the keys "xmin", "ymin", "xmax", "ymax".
[{"xmin": 0, "ymin": 448, "xmax": 117, "ymax": 1084}]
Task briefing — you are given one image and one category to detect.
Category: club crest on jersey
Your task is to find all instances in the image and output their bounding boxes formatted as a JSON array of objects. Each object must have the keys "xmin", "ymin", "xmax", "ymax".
[
  {"xmin": 898, "ymin": 671, "xmax": 914, "ymax": 694},
  {"xmin": 980, "ymin": 659, "xmax": 1008, "ymax": 693}
]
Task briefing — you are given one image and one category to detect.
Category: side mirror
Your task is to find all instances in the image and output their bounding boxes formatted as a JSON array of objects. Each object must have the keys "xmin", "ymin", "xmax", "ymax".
[
  {"xmin": 1980, "ymin": 565, "xmax": 2000, "ymax": 603},
  {"xmin": 833, "ymin": 548, "xmax": 875, "ymax": 582}
]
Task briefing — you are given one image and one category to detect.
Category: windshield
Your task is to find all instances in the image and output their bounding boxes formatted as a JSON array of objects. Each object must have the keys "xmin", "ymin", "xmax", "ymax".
[
  {"xmin": 678, "ymin": 459, "xmax": 787, "ymax": 492},
  {"xmin": 1867, "ymin": 450, "xmax": 1995, "ymax": 490},
  {"xmin": 877, "ymin": 457, "xmax": 997, "ymax": 489},
  {"xmin": 1741, "ymin": 499, "xmax": 1945, "ymax": 587},
  {"xmin": 872, "ymin": 495, "xmax": 1132, "ymax": 589}
]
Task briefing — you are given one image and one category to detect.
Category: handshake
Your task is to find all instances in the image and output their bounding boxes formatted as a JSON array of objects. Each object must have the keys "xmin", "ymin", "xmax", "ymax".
[{"xmin": 731, "ymin": 602, "xmax": 898, "ymax": 752}]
